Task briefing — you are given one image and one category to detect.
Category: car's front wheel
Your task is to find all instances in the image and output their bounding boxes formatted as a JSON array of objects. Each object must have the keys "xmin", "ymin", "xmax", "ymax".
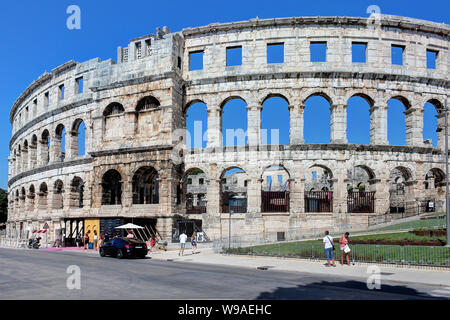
[
  {"xmin": 116, "ymin": 249, "xmax": 124, "ymax": 259},
  {"xmin": 99, "ymin": 248, "xmax": 106, "ymax": 257}
]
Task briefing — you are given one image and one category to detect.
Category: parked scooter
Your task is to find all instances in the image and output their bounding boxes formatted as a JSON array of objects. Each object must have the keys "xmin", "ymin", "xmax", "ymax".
[{"xmin": 28, "ymin": 237, "xmax": 41, "ymax": 249}]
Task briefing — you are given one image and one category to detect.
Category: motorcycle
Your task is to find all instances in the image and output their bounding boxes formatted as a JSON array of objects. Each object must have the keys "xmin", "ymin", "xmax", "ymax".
[{"xmin": 28, "ymin": 237, "xmax": 41, "ymax": 249}]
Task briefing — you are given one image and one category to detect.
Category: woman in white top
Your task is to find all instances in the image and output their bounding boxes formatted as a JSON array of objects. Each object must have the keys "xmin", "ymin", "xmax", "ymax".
[{"xmin": 93, "ymin": 230, "xmax": 98, "ymax": 251}]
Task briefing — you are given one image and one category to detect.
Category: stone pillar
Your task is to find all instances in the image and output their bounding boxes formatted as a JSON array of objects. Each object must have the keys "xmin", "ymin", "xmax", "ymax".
[
  {"xmin": 405, "ymin": 107, "xmax": 424, "ymax": 147},
  {"xmin": 66, "ymin": 131, "xmax": 79, "ymax": 159},
  {"xmin": 204, "ymin": 179, "xmax": 221, "ymax": 240},
  {"xmin": 50, "ymin": 135, "xmax": 62, "ymax": 163},
  {"xmin": 247, "ymin": 105, "xmax": 261, "ymax": 147},
  {"xmin": 289, "ymin": 104, "xmax": 305, "ymax": 145},
  {"xmin": 29, "ymin": 144, "xmax": 37, "ymax": 169},
  {"xmin": 156, "ymin": 217, "xmax": 173, "ymax": 241},
  {"xmin": 370, "ymin": 179, "xmax": 390, "ymax": 215},
  {"xmin": 22, "ymin": 147, "xmax": 28, "ymax": 172},
  {"xmin": 330, "ymin": 104, "xmax": 347, "ymax": 144},
  {"xmin": 289, "ymin": 177, "xmax": 304, "ymax": 214},
  {"xmin": 246, "ymin": 178, "xmax": 262, "ymax": 213},
  {"xmin": 332, "ymin": 171, "xmax": 347, "ymax": 214},
  {"xmin": 370, "ymin": 104, "xmax": 388, "ymax": 145},
  {"xmin": 436, "ymin": 113, "xmax": 447, "ymax": 151},
  {"xmin": 207, "ymin": 107, "xmax": 222, "ymax": 148}
]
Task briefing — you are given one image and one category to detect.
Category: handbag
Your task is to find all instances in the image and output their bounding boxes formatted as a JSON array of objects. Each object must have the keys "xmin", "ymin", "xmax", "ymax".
[{"xmin": 343, "ymin": 244, "xmax": 351, "ymax": 253}]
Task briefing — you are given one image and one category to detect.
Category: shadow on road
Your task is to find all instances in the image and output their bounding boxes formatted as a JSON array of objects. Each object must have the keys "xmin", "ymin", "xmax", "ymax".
[{"xmin": 256, "ymin": 280, "xmax": 441, "ymax": 300}]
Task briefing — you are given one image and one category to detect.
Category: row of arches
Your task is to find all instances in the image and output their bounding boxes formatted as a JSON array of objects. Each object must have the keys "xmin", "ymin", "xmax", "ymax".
[
  {"xmin": 184, "ymin": 92, "xmax": 444, "ymax": 148},
  {"xmin": 11, "ymin": 119, "xmax": 86, "ymax": 177}
]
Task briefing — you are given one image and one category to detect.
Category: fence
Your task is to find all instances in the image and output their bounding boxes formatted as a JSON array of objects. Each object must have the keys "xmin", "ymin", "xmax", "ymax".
[
  {"xmin": 186, "ymin": 206, "xmax": 207, "ymax": 214},
  {"xmin": 304, "ymin": 191, "xmax": 333, "ymax": 212},
  {"xmin": 222, "ymin": 205, "xmax": 247, "ymax": 213},
  {"xmin": 225, "ymin": 242, "xmax": 450, "ymax": 268},
  {"xmin": 347, "ymin": 191, "xmax": 375, "ymax": 213},
  {"xmin": 261, "ymin": 191, "xmax": 289, "ymax": 212}
]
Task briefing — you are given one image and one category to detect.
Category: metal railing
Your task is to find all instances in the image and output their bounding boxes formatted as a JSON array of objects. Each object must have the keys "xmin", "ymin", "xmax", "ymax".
[{"xmin": 304, "ymin": 191, "xmax": 333, "ymax": 212}]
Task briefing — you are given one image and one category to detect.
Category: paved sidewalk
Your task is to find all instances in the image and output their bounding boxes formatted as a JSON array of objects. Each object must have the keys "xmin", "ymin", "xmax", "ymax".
[{"xmin": 148, "ymin": 247, "xmax": 450, "ymax": 288}]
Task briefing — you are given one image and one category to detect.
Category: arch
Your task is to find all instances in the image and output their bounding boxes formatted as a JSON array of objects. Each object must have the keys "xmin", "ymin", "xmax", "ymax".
[
  {"xmin": 185, "ymin": 167, "xmax": 208, "ymax": 212},
  {"xmin": 346, "ymin": 92, "xmax": 375, "ymax": 107},
  {"xmin": 425, "ymin": 168, "xmax": 445, "ymax": 188},
  {"xmin": 221, "ymin": 167, "xmax": 247, "ymax": 213},
  {"xmin": 184, "ymin": 99, "xmax": 207, "ymax": 114},
  {"xmin": 219, "ymin": 95, "xmax": 247, "ymax": 109},
  {"xmin": 303, "ymin": 95, "xmax": 331, "ymax": 143},
  {"xmin": 261, "ymin": 165, "xmax": 290, "ymax": 212},
  {"xmin": 308, "ymin": 164, "xmax": 333, "ymax": 179},
  {"xmin": 346, "ymin": 96, "xmax": 371, "ymax": 144},
  {"xmin": 260, "ymin": 93, "xmax": 290, "ymax": 106},
  {"xmin": 261, "ymin": 96, "xmax": 289, "ymax": 145},
  {"xmin": 423, "ymin": 102, "xmax": 438, "ymax": 147},
  {"xmin": 72, "ymin": 118, "xmax": 86, "ymax": 156},
  {"xmin": 103, "ymin": 102, "xmax": 125, "ymax": 116},
  {"xmin": 185, "ymin": 101, "xmax": 208, "ymax": 149},
  {"xmin": 102, "ymin": 169, "xmax": 123, "ymax": 205},
  {"xmin": 40, "ymin": 129, "xmax": 50, "ymax": 165},
  {"xmin": 132, "ymin": 166, "xmax": 159, "ymax": 205},
  {"xmin": 302, "ymin": 91, "xmax": 333, "ymax": 105},
  {"xmin": 53, "ymin": 179, "xmax": 64, "ymax": 209},
  {"xmin": 222, "ymin": 97, "xmax": 248, "ymax": 146},
  {"xmin": 425, "ymin": 98, "xmax": 444, "ymax": 114},
  {"xmin": 354, "ymin": 165, "xmax": 376, "ymax": 180},
  {"xmin": 387, "ymin": 97, "xmax": 409, "ymax": 146},
  {"xmin": 55, "ymin": 124, "xmax": 66, "ymax": 161},
  {"xmin": 70, "ymin": 176, "xmax": 85, "ymax": 208},
  {"xmin": 392, "ymin": 166, "xmax": 413, "ymax": 181},
  {"xmin": 136, "ymin": 96, "xmax": 160, "ymax": 112}
]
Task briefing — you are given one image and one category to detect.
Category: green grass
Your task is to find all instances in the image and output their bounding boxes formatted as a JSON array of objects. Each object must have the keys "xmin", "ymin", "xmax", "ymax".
[
  {"xmin": 225, "ymin": 230, "xmax": 450, "ymax": 266},
  {"xmin": 352, "ymin": 232, "xmax": 446, "ymax": 243},
  {"xmin": 370, "ymin": 217, "xmax": 446, "ymax": 232}
]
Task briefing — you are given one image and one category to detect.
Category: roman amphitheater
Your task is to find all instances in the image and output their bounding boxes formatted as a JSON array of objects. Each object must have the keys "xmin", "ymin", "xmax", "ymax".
[{"xmin": 5, "ymin": 14, "xmax": 449, "ymax": 245}]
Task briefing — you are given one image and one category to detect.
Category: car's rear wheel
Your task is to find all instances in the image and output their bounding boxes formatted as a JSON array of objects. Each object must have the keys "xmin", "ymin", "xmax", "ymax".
[
  {"xmin": 116, "ymin": 249, "xmax": 124, "ymax": 259},
  {"xmin": 139, "ymin": 254, "xmax": 147, "ymax": 259},
  {"xmin": 99, "ymin": 248, "xmax": 106, "ymax": 257}
]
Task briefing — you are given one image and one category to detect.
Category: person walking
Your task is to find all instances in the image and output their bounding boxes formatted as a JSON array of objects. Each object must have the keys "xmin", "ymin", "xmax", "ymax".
[
  {"xmin": 179, "ymin": 232, "xmax": 187, "ymax": 256},
  {"xmin": 323, "ymin": 231, "xmax": 336, "ymax": 267},
  {"xmin": 99, "ymin": 233, "xmax": 104, "ymax": 249},
  {"xmin": 76, "ymin": 233, "xmax": 82, "ymax": 248},
  {"xmin": 339, "ymin": 232, "xmax": 351, "ymax": 266},
  {"xmin": 104, "ymin": 232, "xmax": 110, "ymax": 242},
  {"xmin": 150, "ymin": 235, "xmax": 156, "ymax": 252},
  {"xmin": 83, "ymin": 233, "xmax": 89, "ymax": 250},
  {"xmin": 191, "ymin": 232, "xmax": 198, "ymax": 254},
  {"xmin": 55, "ymin": 232, "xmax": 62, "ymax": 248},
  {"xmin": 93, "ymin": 230, "xmax": 99, "ymax": 251}
]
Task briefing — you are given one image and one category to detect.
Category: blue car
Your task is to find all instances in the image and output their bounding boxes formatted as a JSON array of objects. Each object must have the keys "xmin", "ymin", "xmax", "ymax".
[{"xmin": 100, "ymin": 237, "xmax": 148, "ymax": 259}]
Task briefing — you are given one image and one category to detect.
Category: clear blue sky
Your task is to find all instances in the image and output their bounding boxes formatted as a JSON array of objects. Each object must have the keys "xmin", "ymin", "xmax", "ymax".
[{"xmin": 0, "ymin": 0, "xmax": 448, "ymax": 189}]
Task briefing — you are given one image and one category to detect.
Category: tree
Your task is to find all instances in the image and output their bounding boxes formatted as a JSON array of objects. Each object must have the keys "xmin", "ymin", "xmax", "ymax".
[{"xmin": 0, "ymin": 188, "xmax": 7, "ymax": 223}]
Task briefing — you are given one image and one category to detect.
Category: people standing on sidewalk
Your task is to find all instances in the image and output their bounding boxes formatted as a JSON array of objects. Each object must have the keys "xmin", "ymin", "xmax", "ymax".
[
  {"xmin": 179, "ymin": 232, "xmax": 187, "ymax": 256},
  {"xmin": 339, "ymin": 232, "xmax": 351, "ymax": 266},
  {"xmin": 76, "ymin": 233, "xmax": 82, "ymax": 248},
  {"xmin": 191, "ymin": 232, "xmax": 198, "ymax": 254},
  {"xmin": 104, "ymin": 232, "xmax": 110, "ymax": 242},
  {"xmin": 83, "ymin": 233, "xmax": 89, "ymax": 250},
  {"xmin": 93, "ymin": 230, "xmax": 99, "ymax": 251},
  {"xmin": 323, "ymin": 231, "xmax": 336, "ymax": 267},
  {"xmin": 99, "ymin": 232, "xmax": 104, "ymax": 249},
  {"xmin": 55, "ymin": 233, "xmax": 62, "ymax": 248}
]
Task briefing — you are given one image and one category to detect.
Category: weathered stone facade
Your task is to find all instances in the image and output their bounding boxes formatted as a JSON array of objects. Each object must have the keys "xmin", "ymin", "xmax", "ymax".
[{"xmin": 6, "ymin": 15, "xmax": 450, "ymax": 243}]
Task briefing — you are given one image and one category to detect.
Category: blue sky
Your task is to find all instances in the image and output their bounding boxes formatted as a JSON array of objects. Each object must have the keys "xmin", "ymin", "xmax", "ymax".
[{"xmin": 0, "ymin": 0, "xmax": 448, "ymax": 189}]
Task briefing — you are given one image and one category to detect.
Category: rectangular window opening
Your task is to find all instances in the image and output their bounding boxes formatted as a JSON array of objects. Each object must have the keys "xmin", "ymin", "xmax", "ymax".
[
  {"xmin": 226, "ymin": 46, "xmax": 242, "ymax": 66},
  {"xmin": 59, "ymin": 84, "xmax": 65, "ymax": 100},
  {"xmin": 44, "ymin": 92, "xmax": 49, "ymax": 107},
  {"xmin": 391, "ymin": 45, "xmax": 405, "ymax": 66},
  {"xmin": 189, "ymin": 50, "xmax": 204, "ymax": 71},
  {"xmin": 352, "ymin": 42, "xmax": 367, "ymax": 63},
  {"xmin": 267, "ymin": 43, "xmax": 284, "ymax": 64},
  {"xmin": 426, "ymin": 49, "xmax": 438, "ymax": 69},
  {"xmin": 310, "ymin": 42, "xmax": 327, "ymax": 62},
  {"xmin": 76, "ymin": 77, "xmax": 84, "ymax": 94}
]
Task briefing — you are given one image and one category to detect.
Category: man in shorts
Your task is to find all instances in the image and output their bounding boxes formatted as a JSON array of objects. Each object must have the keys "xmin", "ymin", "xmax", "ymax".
[
  {"xmin": 179, "ymin": 232, "xmax": 187, "ymax": 256},
  {"xmin": 323, "ymin": 230, "xmax": 336, "ymax": 267}
]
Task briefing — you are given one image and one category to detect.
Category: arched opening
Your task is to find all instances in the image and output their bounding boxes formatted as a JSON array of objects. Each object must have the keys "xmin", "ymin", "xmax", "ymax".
[
  {"xmin": 53, "ymin": 179, "xmax": 64, "ymax": 209},
  {"xmin": 30, "ymin": 135, "xmax": 37, "ymax": 169},
  {"xmin": 17, "ymin": 145, "xmax": 21, "ymax": 173},
  {"xmin": 55, "ymin": 124, "xmax": 65, "ymax": 162},
  {"xmin": 389, "ymin": 167, "xmax": 412, "ymax": 214},
  {"xmin": 261, "ymin": 165, "xmax": 290, "ymax": 212},
  {"xmin": 136, "ymin": 96, "xmax": 162, "ymax": 136},
  {"xmin": 72, "ymin": 119, "xmax": 86, "ymax": 156},
  {"xmin": 38, "ymin": 182, "xmax": 48, "ymax": 210},
  {"xmin": 185, "ymin": 101, "xmax": 207, "ymax": 149},
  {"xmin": 387, "ymin": 97, "xmax": 409, "ymax": 146},
  {"xmin": 221, "ymin": 167, "xmax": 247, "ymax": 213},
  {"xmin": 28, "ymin": 184, "xmax": 36, "ymax": 211},
  {"xmin": 103, "ymin": 103, "xmax": 125, "ymax": 139},
  {"xmin": 22, "ymin": 140, "xmax": 29, "ymax": 171},
  {"xmin": 185, "ymin": 168, "xmax": 207, "ymax": 213},
  {"xmin": 423, "ymin": 168, "xmax": 445, "ymax": 212},
  {"xmin": 102, "ymin": 169, "xmax": 122, "ymax": 205},
  {"xmin": 304, "ymin": 165, "xmax": 333, "ymax": 212},
  {"xmin": 132, "ymin": 167, "xmax": 159, "ymax": 205},
  {"xmin": 423, "ymin": 101, "xmax": 441, "ymax": 147},
  {"xmin": 70, "ymin": 176, "xmax": 84, "ymax": 208},
  {"xmin": 261, "ymin": 96, "xmax": 289, "ymax": 145},
  {"xmin": 346, "ymin": 95, "xmax": 372, "ymax": 144},
  {"xmin": 222, "ymin": 97, "xmax": 248, "ymax": 147},
  {"xmin": 304, "ymin": 95, "xmax": 331, "ymax": 143},
  {"xmin": 20, "ymin": 187, "xmax": 26, "ymax": 209},
  {"xmin": 41, "ymin": 129, "xmax": 50, "ymax": 165},
  {"xmin": 346, "ymin": 166, "xmax": 375, "ymax": 213}
]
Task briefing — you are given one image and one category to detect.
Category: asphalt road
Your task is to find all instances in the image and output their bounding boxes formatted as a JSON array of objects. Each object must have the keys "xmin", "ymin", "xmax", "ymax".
[{"xmin": 0, "ymin": 247, "xmax": 448, "ymax": 300}]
